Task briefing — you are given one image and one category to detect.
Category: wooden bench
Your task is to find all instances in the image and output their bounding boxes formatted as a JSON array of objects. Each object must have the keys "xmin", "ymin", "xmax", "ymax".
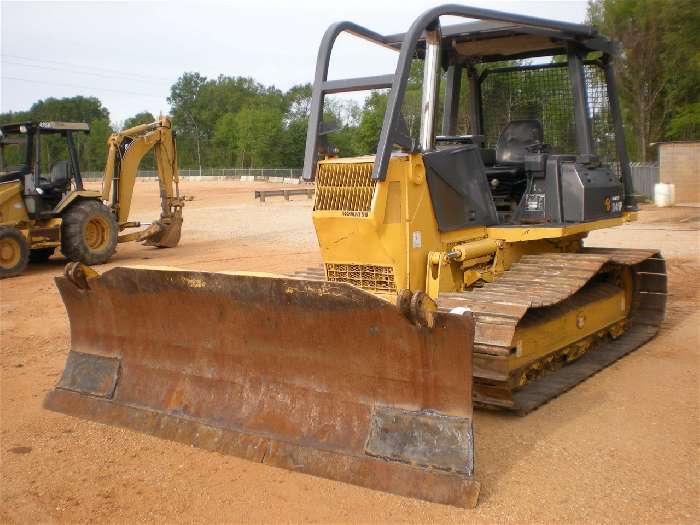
[{"xmin": 254, "ymin": 188, "xmax": 315, "ymax": 203}]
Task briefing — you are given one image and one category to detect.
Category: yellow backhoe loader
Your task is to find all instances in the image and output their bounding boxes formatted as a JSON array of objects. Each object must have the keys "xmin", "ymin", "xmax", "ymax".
[
  {"xmin": 101, "ymin": 117, "xmax": 184, "ymax": 247},
  {"xmin": 0, "ymin": 117, "xmax": 183, "ymax": 277},
  {"xmin": 45, "ymin": 5, "xmax": 666, "ymax": 509}
]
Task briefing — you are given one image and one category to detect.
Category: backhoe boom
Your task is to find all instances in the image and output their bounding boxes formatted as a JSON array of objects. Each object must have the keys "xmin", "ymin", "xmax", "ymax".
[{"xmin": 102, "ymin": 117, "xmax": 184, "ymax": 247}]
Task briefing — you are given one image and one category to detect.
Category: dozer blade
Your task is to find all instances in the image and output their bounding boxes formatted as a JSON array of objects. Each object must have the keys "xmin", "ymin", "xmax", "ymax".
[{"xmin": 44, "ymin": 266, "xmax": 480, "ymax": 508}]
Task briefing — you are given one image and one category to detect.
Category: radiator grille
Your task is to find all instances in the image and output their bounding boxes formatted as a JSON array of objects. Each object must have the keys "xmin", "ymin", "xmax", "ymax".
[
  {"xmin": 314, "ymin": 162, "xmax": 376, "ymax": 213},
  {"xmin": 325, "ymin": 264, "xmax": 396, "ymax": 293}
]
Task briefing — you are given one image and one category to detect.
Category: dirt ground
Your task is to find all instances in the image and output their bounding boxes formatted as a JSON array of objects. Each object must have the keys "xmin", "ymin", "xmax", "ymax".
[{"xmin": 1, "ymin": 180, "xmax": 698, "ymax": 524}]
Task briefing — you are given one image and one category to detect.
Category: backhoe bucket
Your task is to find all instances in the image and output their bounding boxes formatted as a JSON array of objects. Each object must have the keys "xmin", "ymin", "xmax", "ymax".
[
  {"xmin": 142, "ymin": 210, "xmax": 183, "ymax": 248},
  {"xmin": 44, "ymin": 266, "xmax": 480, "ymax": 508}
]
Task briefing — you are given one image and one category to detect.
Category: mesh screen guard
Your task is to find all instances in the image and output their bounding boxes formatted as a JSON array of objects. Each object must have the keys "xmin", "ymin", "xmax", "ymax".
[{"xmin": 480, "ymin": 63, "xmax": 617, "ymax": 166}]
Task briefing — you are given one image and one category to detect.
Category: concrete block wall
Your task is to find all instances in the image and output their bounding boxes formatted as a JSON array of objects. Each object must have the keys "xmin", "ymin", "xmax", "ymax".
[{"xmin": 659, "ymin": 142, "xmax": 700, "ymax": 203}]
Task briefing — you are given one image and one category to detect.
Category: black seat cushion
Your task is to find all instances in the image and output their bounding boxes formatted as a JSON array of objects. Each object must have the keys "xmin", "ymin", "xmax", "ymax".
[
  {"xmin": 486, "ymin": 166, "xmax": 521, "ymax": 177},
  {"xmin": 39, "ymin": 161, "xmax": 71, "ymax": 193},
  {"xmin": 495, "ymin": 120, "xmax": 544, "ymax": 166}
]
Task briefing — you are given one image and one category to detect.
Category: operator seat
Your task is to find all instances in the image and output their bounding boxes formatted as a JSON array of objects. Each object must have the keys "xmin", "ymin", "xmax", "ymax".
[
  {"xmin": 485, "ymin": 119, "xmax": 543, "ymax": 196},
  {"xmin": 38, "ymin": 160, "xmax": 72, "ymax": 202},
  {"xmin": 495, "ymin": 120, "xmax": 544, "ymax": 166}
]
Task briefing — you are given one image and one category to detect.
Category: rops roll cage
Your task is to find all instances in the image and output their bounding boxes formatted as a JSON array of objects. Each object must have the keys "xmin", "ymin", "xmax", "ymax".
[
  {"xmin": 0, "ymin": 121, "xmax": 89, "ymax": 191},
  {"xmin": 302, "ymin": 3, "xmax": 636, "ymax": 210}
]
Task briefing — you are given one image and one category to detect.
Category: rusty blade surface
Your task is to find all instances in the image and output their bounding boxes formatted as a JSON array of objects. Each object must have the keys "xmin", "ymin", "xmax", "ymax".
[{"xmin": 45, "ymin": 267, "xmax": 479, "ymax": 508}]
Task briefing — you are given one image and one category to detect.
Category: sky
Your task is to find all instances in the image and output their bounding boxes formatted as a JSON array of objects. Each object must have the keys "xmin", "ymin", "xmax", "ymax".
[{"xmin": 1, "ymin": 0, "xmax": 589, "ymax": 125}]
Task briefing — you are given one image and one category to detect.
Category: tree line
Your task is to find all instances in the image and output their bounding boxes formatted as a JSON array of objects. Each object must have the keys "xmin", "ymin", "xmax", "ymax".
[
  {"xmin": 587, "ymin": 0, "xmax": 700, "ymax": 161},
  {"xmin": 1, "ymin": 0, "xmax": 697, "ymax": 171}
]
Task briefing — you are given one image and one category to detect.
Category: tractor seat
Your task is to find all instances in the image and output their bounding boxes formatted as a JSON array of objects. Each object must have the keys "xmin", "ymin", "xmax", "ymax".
[
  {"xmin": 38, "ymin": 160, "xmax": 71, "ymax": 195},
  {"xmin": 494, "ymin": 119, "xmax": 544, "ymax": 166},
  {"xmin": 485, "ymin": 120, "xmax": 544, "ymax": 195}
]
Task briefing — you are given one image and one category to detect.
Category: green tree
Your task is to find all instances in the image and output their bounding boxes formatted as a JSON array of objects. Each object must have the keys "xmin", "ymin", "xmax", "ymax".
[
  {"xmin": 0, "ymin": 95, "xmax": 113, "ymax": 171},
  {"xmin": 588, "ymin": 0, "xmax": 700, "ymax": 160},
  {"xmin": 354, "ymin": 91, "xmax": 388, "ymax": 154},
  {"xmin": 284, "ymin": 84, "xmax": 313, "ymax": 122},
  {"xmin": 212, "ymin": 112, "xmax": 239, "ymax": 166},
  {"xmin": 168, "ymin": 73, "xmax": 290, "ymax": 168},
  {"xmin": 123, "ymin": 111, "xmax": 156, "ymax": 130},
  {"xmin": 29, "ymin": 95, "xmax": 109, "ymax": 123},
  {"xmin": 666, "ymin": 102, "xmax": 700, "ymax": 140},
  {"xmin": 321, "ymin": 99, "xmax": 361, "ymax": 157},
  {"xmin": 280, "ymin": 118, "xmax": 308, "ymax": 167},
  {"xmin": 279, "ymin": 84, "xmax": 312, "ymax": 167},
  {"xmin": 233, "ymin": 105, "xmax": 284, "ymax": 168},
  {"xmin": 168, "ymin": 72, "xmax": 207, "ymax": 172},
  {"xmin": 82, "ymin": 118, "xmax": 113, "ymax": 173},
  {"xmin": 662, "ymin": 2, "xmax": 700, "ymax": 140},
  {"xmin": 121, "ymin": 111, "xmax": 159, "ymax": 170}
]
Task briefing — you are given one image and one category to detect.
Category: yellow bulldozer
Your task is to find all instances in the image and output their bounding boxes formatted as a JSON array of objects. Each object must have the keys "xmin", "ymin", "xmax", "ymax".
[
  {"xmin": 0, "ymin": 117, "xmax": 184, "ymax": 277},
  {"xmin": 44, "ymin": 5, "xmax": 667, "ymax": 509}
]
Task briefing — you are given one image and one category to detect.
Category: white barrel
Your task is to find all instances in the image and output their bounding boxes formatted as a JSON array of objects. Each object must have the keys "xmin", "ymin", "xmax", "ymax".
[{"xmin": 654, "ymin": 183, "xmax": 676, "ymax": 207}]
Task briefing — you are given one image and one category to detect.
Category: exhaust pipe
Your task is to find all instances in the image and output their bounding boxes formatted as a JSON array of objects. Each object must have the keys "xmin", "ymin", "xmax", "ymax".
[{"xmin": 419, "ymin": 20, "xmax": 442, "ymax": 152}]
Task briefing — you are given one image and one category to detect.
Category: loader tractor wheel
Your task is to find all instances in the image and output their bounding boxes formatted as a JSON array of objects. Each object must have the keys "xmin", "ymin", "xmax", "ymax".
[
  {"xmin": 0, "ymin": 227, "xmax": 29, "ymax": 278},
  {"xmin": 29, "ymin": 247, "xmax": 55, "ymax": 263},
  {"xmin": 61, "ymin": 200, "xmax": 118, "ymax": 265}
]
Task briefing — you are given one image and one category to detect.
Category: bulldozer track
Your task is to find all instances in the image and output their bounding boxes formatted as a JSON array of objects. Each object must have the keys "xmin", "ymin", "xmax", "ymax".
[
  {"xmin": 292, "ymin": 248, "xmax": 667, "ymax": 415},
  {"xmin": 439, "ymin": 248, "xmax": 667, "ymax": 414}
]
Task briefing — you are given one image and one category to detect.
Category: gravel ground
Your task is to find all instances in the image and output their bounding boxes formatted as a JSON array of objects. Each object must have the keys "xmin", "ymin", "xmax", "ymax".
[{"xmin": 1, "ymin": 180, "xmax": 698, "ymax": 524}]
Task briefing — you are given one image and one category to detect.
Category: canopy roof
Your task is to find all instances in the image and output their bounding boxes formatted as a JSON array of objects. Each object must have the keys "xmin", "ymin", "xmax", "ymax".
[
  {"xmin": 384, "ymin": 19, "xmax": 613, "ymax": 62},
  {"xmin": 0, "ymin": 121, "xmax": 90, "ymax": 135}
]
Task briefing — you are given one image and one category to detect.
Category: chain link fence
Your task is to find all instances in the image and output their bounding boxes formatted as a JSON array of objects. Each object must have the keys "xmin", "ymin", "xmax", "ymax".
[
  {"xmin": 630, "ymin": 163, "xmax": 659, "ymax": 201},
  {"xmin": 81, "ymin": 168, "xmax": 303, "ymax": 182},
  {"xmin": 177, "ymin": 168, "xmax": 302, "ymax": 180},
  {"xmin": 82, "ymin": 164, "xmax": 659, "ymax": 199}
]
